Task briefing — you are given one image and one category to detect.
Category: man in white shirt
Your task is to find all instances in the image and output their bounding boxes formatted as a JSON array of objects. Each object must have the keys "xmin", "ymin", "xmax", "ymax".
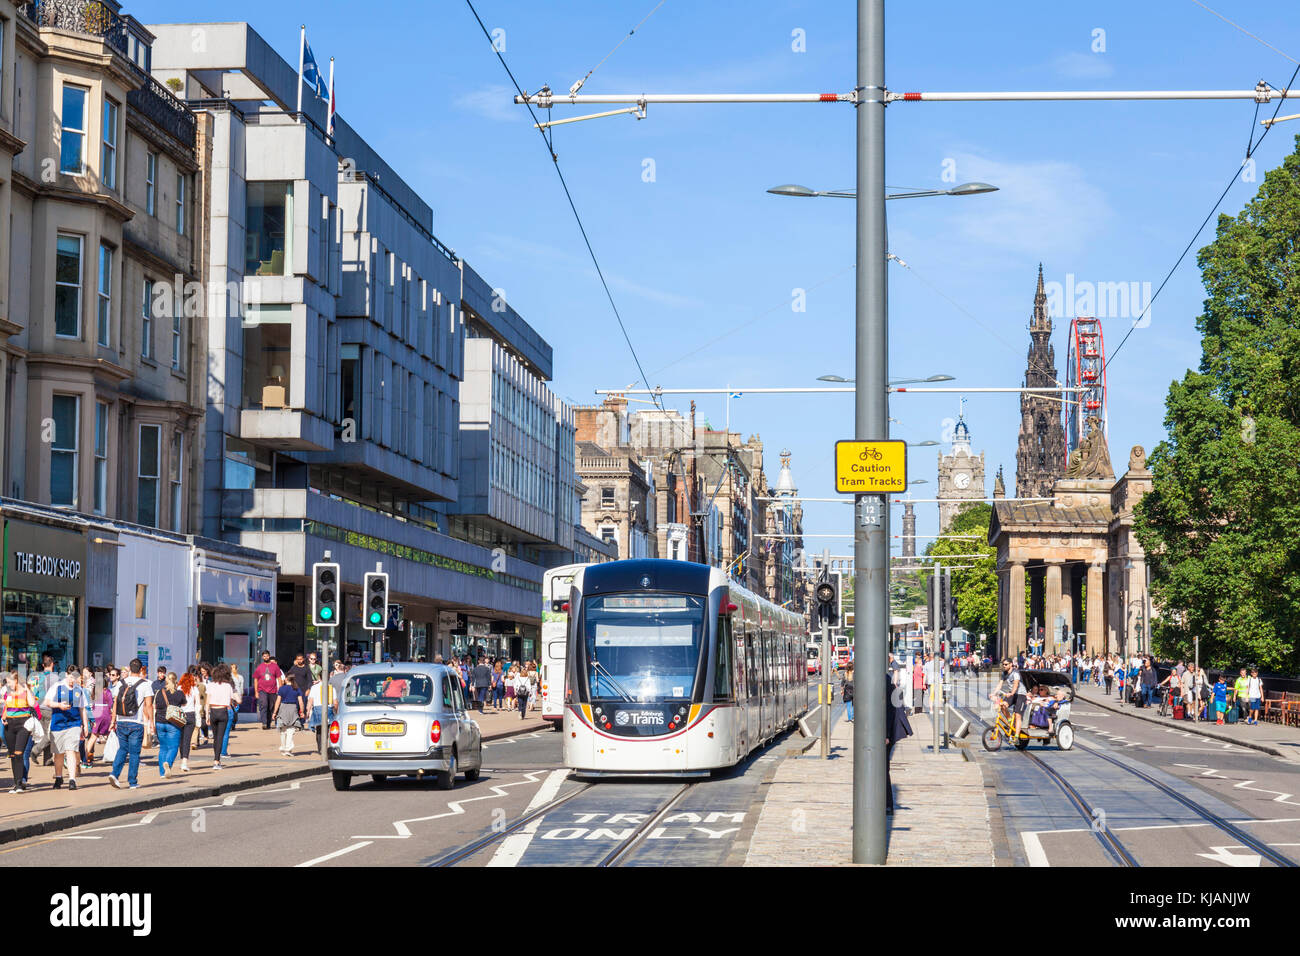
[{"xmin": 107, "ymin": 659, "xmax": 154, "ymax": 790}]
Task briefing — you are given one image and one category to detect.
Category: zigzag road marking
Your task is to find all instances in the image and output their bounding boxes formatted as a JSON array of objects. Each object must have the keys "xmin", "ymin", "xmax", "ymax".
[
  {"xmin": 1172, "ymin": 763, "xmax": 1300, "ymax": 808},
  {"xmin": 1075, "ymin": 723, "xmax": 1140, "ymax": 748},
  {"xmin": 482, "ymin": 732, "xmax": 544, "ymax": 748},
  {"xmin": 350, "ymin": 771, "xmax": 547, "ymax": 840},
  {"xmin": 50, "ymin": 779, "xmax": 311, "ymax": 838}
]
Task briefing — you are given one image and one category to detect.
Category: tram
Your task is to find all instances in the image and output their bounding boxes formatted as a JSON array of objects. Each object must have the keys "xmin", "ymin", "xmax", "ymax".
[
  {"xmin": 540, "ymin": 563, "xmax": 588, "ymax": 729},
  {"xmin": 562, "ymin": 559, "xmax": 808, "ymax": 775}
]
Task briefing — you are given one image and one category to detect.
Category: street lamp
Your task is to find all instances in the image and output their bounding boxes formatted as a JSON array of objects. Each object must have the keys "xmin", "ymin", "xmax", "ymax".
[{"xmin": 768, "ymin": 182, "xmax": 998, "ymax": 200}]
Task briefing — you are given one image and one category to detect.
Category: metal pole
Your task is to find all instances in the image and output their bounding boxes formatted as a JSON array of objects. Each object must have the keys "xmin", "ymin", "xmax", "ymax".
[
  {"xmin": 319, "ymin": 549, "xmax": 334, "ymax": 760},
  {"xmin": 853, "ymin": 0, "xmax": 887, "ymax": 865}
]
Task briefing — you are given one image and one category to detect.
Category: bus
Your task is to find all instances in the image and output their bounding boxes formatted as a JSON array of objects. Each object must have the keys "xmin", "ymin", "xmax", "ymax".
[{"xmin": 541, "ymin": 563, "xmax": 588, "ymax": 729}]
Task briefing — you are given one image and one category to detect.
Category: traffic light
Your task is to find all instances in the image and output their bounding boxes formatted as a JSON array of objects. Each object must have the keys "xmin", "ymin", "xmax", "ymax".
[
  {"xmin": 938, "ymin": 568, "xmax": 952, "ymax": 631},
  {"xmin": 311, "ymin": 561, "xmax": 340, "ymax": 627},
  {"xmin": 814, "ymin": 567, "xmax": 838, "ymax": 626},
  {"xmin": 363, "ymin": 571, "xmax": 389, "ymax": 631}
]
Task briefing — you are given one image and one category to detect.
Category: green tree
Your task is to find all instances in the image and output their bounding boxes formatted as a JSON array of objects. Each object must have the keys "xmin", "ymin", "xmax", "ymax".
[
  {"xmin": 922, "ymin": 502, "xmax": 997, "ymax": 640},
  {"xmin": 1133, "ymin": 138, "xmax": 1300, "ymax": 671}
]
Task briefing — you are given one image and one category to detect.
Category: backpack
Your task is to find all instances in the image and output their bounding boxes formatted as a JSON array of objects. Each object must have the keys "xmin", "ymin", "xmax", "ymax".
[{"xmin": 115, "ymin": 678, "xmax": 144, "ymax": 718}]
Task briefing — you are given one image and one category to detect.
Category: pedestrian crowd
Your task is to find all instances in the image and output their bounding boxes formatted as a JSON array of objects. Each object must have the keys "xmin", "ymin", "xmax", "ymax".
[{"xmin": 436, "ymin": 654, "xmax": 540, "ymax": 720}]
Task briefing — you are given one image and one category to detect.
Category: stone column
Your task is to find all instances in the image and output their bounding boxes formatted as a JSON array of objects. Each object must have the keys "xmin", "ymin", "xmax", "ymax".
[
  {"xmin": 1045, "ymin": 561, "xmax": 1063, "ymax": 652},
  {"xmin": 1008, "ymin": 562, "xmax": 1026, "ymax": 657},
  {"xmin": 1029, "ymin": 567, "xmax": 1044, "ymax": 639},
  {"xmin": 1060, "ymin": 569, "xmax": 1074, "ymax": 645},
  {"xmin": 1087, "ymin": 563, "xmax": 1105, "ymax": 655},
  {"xmin": 1071, "ymin": 566, "xmax": 1085, "ymax": 636}
]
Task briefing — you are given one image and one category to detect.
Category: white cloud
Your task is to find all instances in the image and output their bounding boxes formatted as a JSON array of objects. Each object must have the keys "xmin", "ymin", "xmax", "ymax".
[
  {"xmin": 454, "ymin": 84, "xmax": 519, "ymax": 122},
  {"xmin": 943, "ymin": 152, "xmax": 1113, "ymax": 258},
  {"xmin": 1050, "ymin": 51, "xmax": 1115, "ymax": 80}
]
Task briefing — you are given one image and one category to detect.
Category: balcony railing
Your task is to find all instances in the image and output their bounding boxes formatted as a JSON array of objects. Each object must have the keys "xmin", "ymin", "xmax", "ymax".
[
  {"xmin": 21, "ymin": 1, "xmax": 128, "ymax": 57},
  {"xmin": 126, "ymin": 70, "xmax": 196, "ymax": 148},
  {"xmin": 21, "ymin": 2, "xmax": 196, "ymax": 150}
]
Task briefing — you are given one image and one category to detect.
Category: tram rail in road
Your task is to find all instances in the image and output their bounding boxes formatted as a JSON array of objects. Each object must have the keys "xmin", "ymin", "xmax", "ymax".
[
  {"xmin": 426, "ymin": 781, "xmax": 595, "ymax": 867},
  {"xmin": 596, "ymin": 783, "xmax": 695, "ymax": 867},
  {"xmin": 952, "ymin": 692, "xmax": 1298, "ymax": 868}
]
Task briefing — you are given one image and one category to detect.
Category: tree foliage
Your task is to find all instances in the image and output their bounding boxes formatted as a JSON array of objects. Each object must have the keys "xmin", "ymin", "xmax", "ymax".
[
  {"xmin": 922, "ymin": 502, "xmax": 997, "ymax": 639},
  {"xmin": 1133, "ymin": 138, "xmax": 1300, "ymax": 671}
]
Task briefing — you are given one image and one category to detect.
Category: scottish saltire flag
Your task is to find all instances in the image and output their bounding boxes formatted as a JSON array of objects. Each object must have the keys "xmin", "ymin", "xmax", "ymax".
[{"xmin": 302, "ymin": 41, "xmax": 327, "ymax": 100}]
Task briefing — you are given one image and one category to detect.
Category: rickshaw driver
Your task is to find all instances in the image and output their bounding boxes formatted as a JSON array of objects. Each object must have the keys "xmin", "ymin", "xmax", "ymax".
[{"xmin": 991, "ymin": 659, "xmax": 1025, "ymax": 737}]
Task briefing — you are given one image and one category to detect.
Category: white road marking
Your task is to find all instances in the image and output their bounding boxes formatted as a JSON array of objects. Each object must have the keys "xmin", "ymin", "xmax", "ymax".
[
  {"xmin": 348, "ymin": 772, "xmax": 548, "ymax": 841},
  {"xmin": 1022, "ymin": 831, "xmax": 1050, "ymax": 866},
  {"xmin": 486, "ymin": 768, "xmax": 570, "ymax": 868},
  {"xmin": 1169, "ymin": 763, "xmax": 1300, "ymax": 807},
  {"xmin": 295, "ymin": 840, "xmax": 375, "ymax": 867}
]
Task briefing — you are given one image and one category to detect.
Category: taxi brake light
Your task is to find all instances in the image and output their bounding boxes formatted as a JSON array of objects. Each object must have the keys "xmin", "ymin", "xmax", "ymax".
[
  {"xmin": 328, "ymin": 720, "xmax": 340, "ymax": 744},
  {"xmin": 430, "ymin": 720, "xmax": 442, "ymax": 744}
]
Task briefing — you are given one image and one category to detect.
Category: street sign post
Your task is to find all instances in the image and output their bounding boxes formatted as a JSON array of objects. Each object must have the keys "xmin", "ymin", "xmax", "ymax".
[{"xmin": 834, "ymin": 439, "xmax": 907, "ymax": 494}]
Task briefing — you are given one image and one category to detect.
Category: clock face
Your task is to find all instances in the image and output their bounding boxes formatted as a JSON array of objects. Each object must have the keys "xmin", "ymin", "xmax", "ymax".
[{"xmin": 953, "ymin": 472, "xmax": 971, "ymax": 490}]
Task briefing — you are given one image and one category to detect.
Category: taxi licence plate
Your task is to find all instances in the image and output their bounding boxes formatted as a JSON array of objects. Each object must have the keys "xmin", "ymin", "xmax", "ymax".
[
  {"xmin": 373, "ymin": 739, "xmax": 392, "ymax": 751},
  {"xmin": 364, "ymin": 721, "xmax": 404, "ymax": 735}
]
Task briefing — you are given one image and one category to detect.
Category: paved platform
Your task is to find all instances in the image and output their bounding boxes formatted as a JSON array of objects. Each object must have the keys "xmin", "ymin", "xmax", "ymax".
[
  {"xmin": 1073, "ymin": 683, "xmax": 1300, "ymax": 763},
  {"xmin": 743, "ymin": 711, "xmax": 995, "ymax": 866},
  {"xmin": 0, "ymin": 707, "xmax": 550, "ymax": 844}
]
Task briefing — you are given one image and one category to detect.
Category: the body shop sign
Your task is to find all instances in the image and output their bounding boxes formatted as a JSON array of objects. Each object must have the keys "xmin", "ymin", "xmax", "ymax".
[{"xmin": 3, "ymin": 520, "xmax": 86, "ymax": 597}]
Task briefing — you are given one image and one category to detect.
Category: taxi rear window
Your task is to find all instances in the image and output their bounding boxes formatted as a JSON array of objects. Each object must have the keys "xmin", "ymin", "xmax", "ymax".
[{"xmin": 344, "ymin": 674, "xmax": 435, "ymax": 705}]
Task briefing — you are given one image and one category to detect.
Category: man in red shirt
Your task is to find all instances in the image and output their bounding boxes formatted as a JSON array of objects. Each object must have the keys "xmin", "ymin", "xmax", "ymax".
[{"xmin": 252, "ymin": 651, "xmax": 283, "ymax": 729}]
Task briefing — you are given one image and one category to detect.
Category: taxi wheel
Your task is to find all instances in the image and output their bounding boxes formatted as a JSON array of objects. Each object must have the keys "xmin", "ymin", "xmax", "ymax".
[
  {"xmin": 464, "ymin": 767, "xmax": 481, "ymax": 781},
  {"xmin": 437, "ymin": 750, "xmax": 457, "ymax": 790},
  {"xmin": 371, "ymin": 774, "xmax": 388, "ymax": 784},
  {"xmin": 332, "ymin": 770, "xmax": 351, "ymax": 791},
  {"xmin": 1057, "ymin": 722, "xmax": 1075, "ymax": 751}
]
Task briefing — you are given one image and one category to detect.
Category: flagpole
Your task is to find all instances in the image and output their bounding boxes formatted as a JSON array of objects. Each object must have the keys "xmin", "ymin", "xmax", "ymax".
[
  {"xmin": 296, "ymin": 24, "xmax": 305, "ymax": 122},
  {"xmin": 327, "ymin": 56, "xmax": 335, "ymax": 145}
]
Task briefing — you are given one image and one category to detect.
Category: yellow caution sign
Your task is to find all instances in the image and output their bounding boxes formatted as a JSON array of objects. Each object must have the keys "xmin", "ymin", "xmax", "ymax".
[{"xmin": 834, "ymin": 440, "xmax": 907, "ymax": 494}]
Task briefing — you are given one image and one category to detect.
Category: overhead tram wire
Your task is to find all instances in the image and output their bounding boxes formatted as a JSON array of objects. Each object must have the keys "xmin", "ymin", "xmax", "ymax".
[
  {"xmin": 1189, "ymin": 0, "xmax": 1299, "ymax": 64},
  {"xmin": 1104, "ymin": 59, "xmax": 1300, "ymax": 372},
  {"xmin": 464, "ymin": 0, "xmax": 664, "ymax": 411},
  {"xmin": 568, "ymin": 0, "xmax": 667, "ymax": 97}
]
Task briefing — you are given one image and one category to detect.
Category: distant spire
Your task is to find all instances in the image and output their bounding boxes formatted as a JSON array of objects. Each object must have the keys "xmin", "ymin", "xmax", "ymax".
[{"xmin": 1032, "ymin": 263, "xmax": 1051, "ymax": 332}]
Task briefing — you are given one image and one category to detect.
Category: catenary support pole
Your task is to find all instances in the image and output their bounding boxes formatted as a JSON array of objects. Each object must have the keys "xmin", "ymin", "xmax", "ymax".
[{"xmin": 854, "ymin": 0, "xmax": 887, "ymax": 865}]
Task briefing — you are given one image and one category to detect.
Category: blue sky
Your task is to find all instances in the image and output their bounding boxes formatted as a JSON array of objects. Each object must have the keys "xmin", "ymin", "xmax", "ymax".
[{"xmin": 132, "ymin": 0, "xmax": 1300, "ymax": 556}]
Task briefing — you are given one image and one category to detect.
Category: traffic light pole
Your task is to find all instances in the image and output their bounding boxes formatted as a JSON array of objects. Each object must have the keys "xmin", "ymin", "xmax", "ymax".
[{"xmin": 821, "ymin": 548, "xmax": 832, "ymax": 759}]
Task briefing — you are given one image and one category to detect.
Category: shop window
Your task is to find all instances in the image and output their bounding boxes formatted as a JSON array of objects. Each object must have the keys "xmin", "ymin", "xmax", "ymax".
[
  {"xmin": 245, "ymin": 182, "xmax": 292, "ymax": 275},
  {"xmin": 242, "ymin": 305, "xmax": 294, "ymax": 409},
  {"xmin": 2, "ymin": 592, "xmax": 77, "ymax": 675}
]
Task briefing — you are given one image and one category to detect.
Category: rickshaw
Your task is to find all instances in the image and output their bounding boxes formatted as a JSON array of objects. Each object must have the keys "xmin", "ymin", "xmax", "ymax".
[{"xmin": 982, "ymin": 668, "xmax": 1075, "ymax": 751}]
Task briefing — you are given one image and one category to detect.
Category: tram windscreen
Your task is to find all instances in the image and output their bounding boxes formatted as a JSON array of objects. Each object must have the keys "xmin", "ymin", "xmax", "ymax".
[{"xmin": 582, "ymin": 593, "xmax": 704, "ymax": 702}]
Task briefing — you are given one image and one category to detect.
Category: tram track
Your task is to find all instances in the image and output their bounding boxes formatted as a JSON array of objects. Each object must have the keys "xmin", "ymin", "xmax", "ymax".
[
  {"xmin": 597, "ymin": 782, "xmax": 696, "ymax": 866},
  {"xmin": 952, "ymin": 688, "xmax": 1298, "ymax": 868},
  {"xmin": 426, "ymin": 780, "xmax": 595, "ymax": 867},
  {"xmin": 951, "ymin": 699, "xmax": 1136, "ymax": 867}
]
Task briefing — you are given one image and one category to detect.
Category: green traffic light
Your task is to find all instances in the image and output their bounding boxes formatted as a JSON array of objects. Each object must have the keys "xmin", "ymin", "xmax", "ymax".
[
  {"xmin": 369, "ymin": 612, "xmax": 382, "ymax": 625},
  {"xmin": 320, "ymin": 607, "xmax": 333, "ymax": 621}
]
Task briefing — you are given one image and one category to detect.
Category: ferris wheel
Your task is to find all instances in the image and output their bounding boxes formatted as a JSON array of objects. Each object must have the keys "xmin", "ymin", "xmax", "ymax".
[{"xmin": 1064, "ymin": 316, "xmax": 1108, "ymax": 457}]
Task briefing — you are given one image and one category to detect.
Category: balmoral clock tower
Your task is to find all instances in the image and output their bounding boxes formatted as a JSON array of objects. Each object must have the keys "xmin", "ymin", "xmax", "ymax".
[{"xmin": 937, "ymin": 411, "xmax": 985, "ymax": 531}]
